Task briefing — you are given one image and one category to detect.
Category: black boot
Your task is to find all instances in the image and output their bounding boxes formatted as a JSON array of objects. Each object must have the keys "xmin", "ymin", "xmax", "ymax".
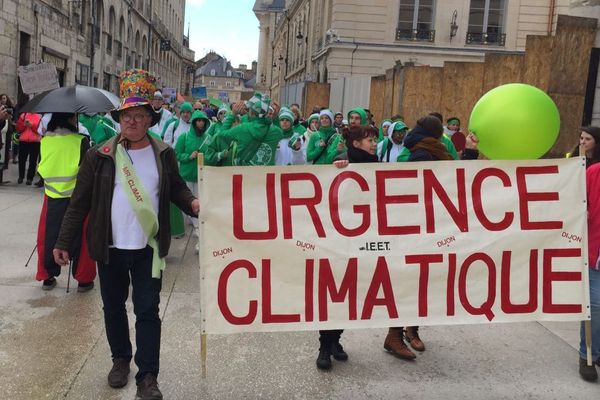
[
  {"xmin": 331, "ymin": 340, "xmax": 348, "ymax": 361},
  {"xmin": 316, "ymin": 338, "xmax": 332, "ymax": 370}
]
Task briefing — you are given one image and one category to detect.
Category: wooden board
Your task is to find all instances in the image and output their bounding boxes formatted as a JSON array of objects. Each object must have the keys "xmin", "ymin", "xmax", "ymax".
[
  {"xmin": 483, "ymin": 53, "xmax": 525, "ymax": 93},
  {"xmin": 400, "ymin": 66, "xmax": 443, "ymax": 127},
  {"xmin": 441, "ymin": 62, "xmax": 485, "ymax": 127}
]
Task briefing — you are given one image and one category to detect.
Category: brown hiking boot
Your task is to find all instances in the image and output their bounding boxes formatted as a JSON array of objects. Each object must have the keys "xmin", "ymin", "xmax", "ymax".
[
  {"xmin": 107, "ymin": 358, "xmax": 130, "ymax": 388},
  {"xmin": 136, "ymin": 374, "xmax": 163, "ymax": 399},
  {"xmin": 384, "ymin": 327, "xmax": 416, "ymax": 360},
  {"xmin": 405, "ymin": 326, "xmax": 425, "ymax": 352}
]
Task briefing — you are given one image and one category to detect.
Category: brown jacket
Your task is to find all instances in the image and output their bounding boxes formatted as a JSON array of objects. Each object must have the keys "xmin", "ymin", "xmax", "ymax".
[{"xmin": 55, "ymin": 134, "xmax": 196, "ymax": 263}]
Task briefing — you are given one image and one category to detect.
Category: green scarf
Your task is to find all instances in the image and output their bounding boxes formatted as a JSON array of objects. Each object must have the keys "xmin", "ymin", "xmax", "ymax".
[{"xmin": 115, "ymin": 144, "xmax": 165, "ymax": 279}]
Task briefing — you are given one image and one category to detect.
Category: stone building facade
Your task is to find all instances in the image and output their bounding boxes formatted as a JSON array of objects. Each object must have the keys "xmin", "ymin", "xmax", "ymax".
[
  {"xmin": 0, "ymin": 0, "xmax": 195, "ymax": 108},
  {"xmin": 254, "ymin": 0, "xmax": 600, "ymax": 116},
  {"xmin": 194, "ymin": 53, "xmax": 255, "ymax": 103}
]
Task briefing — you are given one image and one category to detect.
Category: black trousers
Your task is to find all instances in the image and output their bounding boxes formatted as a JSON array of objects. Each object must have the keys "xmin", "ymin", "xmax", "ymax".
[
  {"xmin": 18, "ymin": 141, "xmax": 39, "ymax": 181},
  {"xmin": 43, "ymin": 197, "xmax": 82, "ymax": 278},
  {"xmin": 319, "ymin": 329, "xmax": 344, "ymax": 348},
  {"xmin": 98, "ymin": 246, "xmax": 162, "ymax": 382}
]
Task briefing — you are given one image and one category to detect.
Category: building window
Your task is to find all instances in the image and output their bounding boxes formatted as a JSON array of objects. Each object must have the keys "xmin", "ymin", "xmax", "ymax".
[
  {"xmin": 103, "ymin": 72, "xmax": 111, "ymax": 91},
  {"xmin": 396, "ymin": 0, "xmax": 435, "ymax": 42},
  {"xmin": 226, "ymin": 70, "xmax": 232, "ymax": 77},
  {"xmin": 106, "ymin": 34, "xmax": 113, "ymax": 55},
  {"xmin": 76, "ymin": 62, "xmax": 89, "ymax": 85},
  {"xmin": 210, "ymin": 69, "xmax": 216, "ymax": 76},
  {"xmin": 210, "ymin": 81, "xmax": 216, "ymax": 87},
  {"xmin": 225, "ymin": 81, "xmax": 232, "ymax": 88},
  {"xmin": 467, "ymin": 0, "xmax": 506, "ymax": 46}
]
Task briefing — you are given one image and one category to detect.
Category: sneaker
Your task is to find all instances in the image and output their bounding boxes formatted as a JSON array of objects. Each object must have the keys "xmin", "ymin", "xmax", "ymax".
[
  {"xmin": 42, "ymin": 277, "xmax": 57, "ymax": 291},
  {"xmin": 77, "ymin": 281, "xmax": 94, "ymax": 293},
  {"xmin": 17, "ymin": 178, "xmax": 23, "ymax": 184},
  {"xmin": 136, "ymin": 374, "xmax": 163, "ymax": 399},
  {"xmin": 316, "ymin": 346, "xmax": 332, "ymax": 370},
  {"xmin": 107, "ymin": 358, "xmax": 130, "ymax": 388},
  {"xmin": 34, "ymin": 180, "xmax": 44, "ymax": 187},
  {"xmin": 25, "ymin": 180, "xmax": 32, "ymax": 185},
  {"xmin": 579, "ymin": 357, "xmax": 598, "ymax": 382},
  {"xmin": 331, "ymin": 341, "xmax": 348, "ymax": 361}
]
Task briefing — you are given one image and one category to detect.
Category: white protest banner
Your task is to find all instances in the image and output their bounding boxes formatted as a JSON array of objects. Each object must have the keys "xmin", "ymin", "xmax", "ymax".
[
  {"xmin": 198, "ymin": 158, "xmax": 590, "ymax": 334},
  {"xmin": 17, "ymin": 63, "xmax": 59, "ymax": 95}
]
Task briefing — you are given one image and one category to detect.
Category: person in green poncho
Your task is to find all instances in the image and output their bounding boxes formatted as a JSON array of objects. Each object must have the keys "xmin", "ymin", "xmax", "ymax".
[
  {"xmin": 275, "ymin": 107, "xmax": 297, "ymax": 165},
  {"xmin": 347, "ymin": 107, "xmax": 369, "ymax": 128},
  {"xmin": 306, "ymin": 109, "xmax": 345, "ymax": 165},
  {"xmin": 79, "ymin": 113, "xmax": 102, "ymax": 138},
  {"xmin": 208, "ymin": 92, "xmax": 283, "ymax": 166},
  {"xmin": 91, "ymin": 113, "xmax": 119, "ymax": 145},
  {"xmin": 205, "ymin": 103, "xmax": 230, "ymax": 137},
  {"xmin": 175, "ymin": 110, "xmax": 215, "ymax": 252}
]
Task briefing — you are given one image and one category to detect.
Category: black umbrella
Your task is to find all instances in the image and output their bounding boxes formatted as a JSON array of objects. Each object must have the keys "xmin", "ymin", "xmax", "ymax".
[{"xmin": 19, "ymin": 85, "xmax": 120, "ymax": 114}]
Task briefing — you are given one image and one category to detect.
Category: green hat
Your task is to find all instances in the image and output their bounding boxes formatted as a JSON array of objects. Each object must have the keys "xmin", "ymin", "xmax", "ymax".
[
  {"xmin": 347, "ymin": 107, "xmax": 368, "ymax": 125},
  {"xmin": 245, "ymin": 92, "xmax": 271, "ymax": 118},
  {"xmin": 278, "ymin": 107, "xmax": 295, "ymax": 123},
  {"xmin": 180, "ymin": 102, "xmax": 193, "ymax": 113},
  {"xmin": 307, "ymin": 113, "xmax": 319, "ymax": 125}
]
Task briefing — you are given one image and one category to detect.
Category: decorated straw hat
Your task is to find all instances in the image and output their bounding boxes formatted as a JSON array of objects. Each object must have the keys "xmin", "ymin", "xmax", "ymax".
[{"xmin": 110, "ymin": 69, "xmax": 161, "ymax": 126}]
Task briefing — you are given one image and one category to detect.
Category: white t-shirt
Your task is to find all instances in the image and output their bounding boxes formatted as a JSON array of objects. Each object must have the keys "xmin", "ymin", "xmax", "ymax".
[{"xmin": 111, "ymin": 145, "xmax": 160, "ymax": 250}]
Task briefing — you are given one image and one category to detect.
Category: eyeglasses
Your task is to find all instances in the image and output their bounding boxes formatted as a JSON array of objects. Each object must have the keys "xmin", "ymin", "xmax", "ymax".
[{"xmin": 121, "ymin": 113, "xmax": 149, "ymax": 123}]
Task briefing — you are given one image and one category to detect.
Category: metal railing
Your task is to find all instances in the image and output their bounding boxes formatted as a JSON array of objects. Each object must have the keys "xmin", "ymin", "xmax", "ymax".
[
  {"xmin": 466, "ymin": 32, "xmax": 506, "ymax": 46},
  {"xmin": 395, "ymin": 28, "xmax": 436, "ymax": 42}
]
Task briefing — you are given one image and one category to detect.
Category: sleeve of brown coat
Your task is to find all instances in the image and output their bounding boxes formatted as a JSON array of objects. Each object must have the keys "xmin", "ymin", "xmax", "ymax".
[
  {"xmin": 55, "ymin": 149, "xmax": 96, "ymax": 251},
  {"xmin": 165, "ymin": 147, "xmax": 197, "ymax": 217}
]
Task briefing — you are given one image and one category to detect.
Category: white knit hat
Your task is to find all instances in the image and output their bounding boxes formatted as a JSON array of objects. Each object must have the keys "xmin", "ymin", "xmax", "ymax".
[{"xmin": 319, "ymin": 109, "xmax": 334, "ymax": 123}]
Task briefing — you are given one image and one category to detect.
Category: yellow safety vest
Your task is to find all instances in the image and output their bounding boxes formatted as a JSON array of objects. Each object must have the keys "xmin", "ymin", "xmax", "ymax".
[{"xmin": 37, "ymin": 132, "xmax": 84, "ymax": 199}]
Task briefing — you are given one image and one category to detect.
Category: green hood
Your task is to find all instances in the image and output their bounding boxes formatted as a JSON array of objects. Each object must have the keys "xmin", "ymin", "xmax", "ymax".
[
  {"xmin": 348, "ymin": 107, "xmax": 368, "ymax": 125},
  {"xmin": 190, "ymin": 110, "xmax": 211, "ymax": 135}
]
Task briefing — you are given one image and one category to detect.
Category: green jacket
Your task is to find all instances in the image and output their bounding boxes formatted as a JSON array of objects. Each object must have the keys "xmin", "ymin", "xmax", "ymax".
[
  {"xmin": 205, "ymin": 120, "xmax": 223, "ymax": 137},
  {"xmin": 210, "ymin": 113, "xmax": 283, "ymax": 166},
  {"xmin": 175, "ymin": 110, "xmax": 216, "ymax": 182},
  {"xmin": 441, "ymin": 134, "xmax": 459, "ymax": 160},
  {"xmin": 91, "ymin": 115, "xmax": 117, "ymax": 145},
  {"xmin": 79, "ymin": 114, "xmax": 102, "ymax": 136},
  {"xmin": 306, "ymin": 126, "xmax": 343, "ymax": 165}
]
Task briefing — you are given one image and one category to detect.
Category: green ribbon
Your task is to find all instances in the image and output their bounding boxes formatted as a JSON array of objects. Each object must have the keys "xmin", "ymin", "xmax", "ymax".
[{"xmin": 115, "ymin": 144, "xmax": 165, "ymax": 279}]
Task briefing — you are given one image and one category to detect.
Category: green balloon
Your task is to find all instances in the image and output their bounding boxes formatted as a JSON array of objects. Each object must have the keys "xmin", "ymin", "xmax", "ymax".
[{"xmin": 468, "ymin": 84, "xmax": 560, "ymax": 160}]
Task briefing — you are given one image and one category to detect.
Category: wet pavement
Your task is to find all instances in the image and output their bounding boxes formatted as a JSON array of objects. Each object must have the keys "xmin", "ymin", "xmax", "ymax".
[{"xmin": 0, "ymin": 164, "xmax": 598, "ymax": 399}]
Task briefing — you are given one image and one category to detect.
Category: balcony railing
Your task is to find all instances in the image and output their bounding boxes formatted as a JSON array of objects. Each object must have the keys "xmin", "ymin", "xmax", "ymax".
[
  {"xmin": 396, "ymin": 28, "xmax": 435, "ymax": 42},
  {"xmin": 466, "ymin": 32, "xmax": 506, "ymax": 46}
]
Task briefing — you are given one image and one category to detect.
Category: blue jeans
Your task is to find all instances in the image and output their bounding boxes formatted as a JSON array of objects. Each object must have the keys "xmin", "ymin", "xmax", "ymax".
[
  {"xmin": 98, "ymin": 246, "xmax": 162, "ymax": 382},
  {"xmin": 580, "ymin": 268, "xmax": 600, "ymax": 361}
]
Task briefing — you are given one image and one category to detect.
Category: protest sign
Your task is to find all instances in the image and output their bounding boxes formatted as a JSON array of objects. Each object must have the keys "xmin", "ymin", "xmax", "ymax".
[
  {"xmin": 192, "ymin": 86, "xmax": 207, "ymax": 99},
  {"xmin": 17, "ymin": 63, "xmax": 60, "ymax": 95},
  {"xmin": 198, "ymin": 158, "xmax": 590, "ymax": 334}
]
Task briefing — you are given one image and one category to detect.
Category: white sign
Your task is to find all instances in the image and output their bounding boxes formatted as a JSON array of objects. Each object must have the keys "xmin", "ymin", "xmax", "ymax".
[
  {"xmin": 199, "ymin": 158, "xmax": 590, "ymax": 334},
  {"xmin": 17, "ymin": 62, "xmax": 60, "ymax": 95}
]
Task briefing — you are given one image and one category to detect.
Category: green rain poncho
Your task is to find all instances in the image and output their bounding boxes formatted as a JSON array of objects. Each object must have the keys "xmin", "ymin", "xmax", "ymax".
[
  {"xmin": 209, "ymin": 112, "xmax": 283, "ymax": 166},
  {"xmin": 175, "ymin": 110, "xmax": 217, "ymax": 182},
  {"xmin": 306, "ymin": 120, "xmax": 343, "ymax": 165}
]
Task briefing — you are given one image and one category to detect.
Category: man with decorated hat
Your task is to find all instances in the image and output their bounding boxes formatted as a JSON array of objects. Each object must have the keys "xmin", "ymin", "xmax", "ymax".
[
  {"xmin": 148, "ymin": 90, "xmax": 173, "ymax": 137},
  {"xmin": 53, "ymin": 69, "xmax": 199, "ymax": 400},
  {"xmin": 208, "ymin": 91, "xmax": 282, "ymax": 166}
]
